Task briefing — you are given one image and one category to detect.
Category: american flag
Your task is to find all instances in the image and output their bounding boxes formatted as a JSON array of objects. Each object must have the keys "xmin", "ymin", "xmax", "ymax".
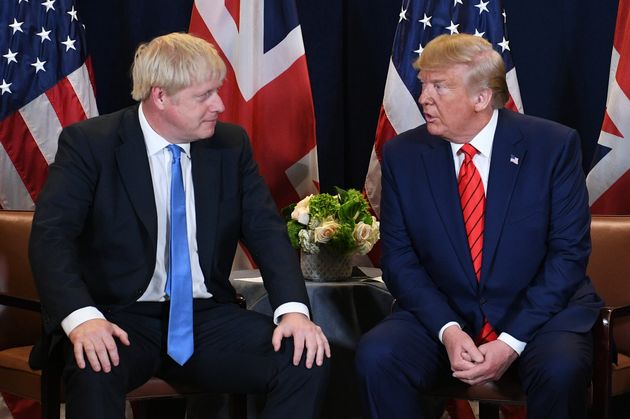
[
  {"xmin": 0, "ymin": 0, "xmax": 97, "ymax": 210},
  {"xmin": 189, "ymin": 0, "xmax": 318, "ymax": 268},
  {"xmin": 364, "ymin": 0, "xmax": 523, "ymax": 224},
  {"xmin": 586, "ymin": 0, "xmax": 630, "ymax": 214}
]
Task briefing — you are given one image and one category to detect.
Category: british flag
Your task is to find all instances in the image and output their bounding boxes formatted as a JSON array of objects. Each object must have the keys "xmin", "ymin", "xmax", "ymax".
[
  {"xmin": 189, "ymin": 0, "xmax": 318, "ymax": 268},
  {"xmin": 586, "ymin": 0, "xmax": 630, "ymax": 214},
  {"xmin": 364, "ymin": 0, "xmax": 523, "ymax": 223},
  {"xmin": 0, "ymin": 0, "xmax": 97, "ymax": 210}
]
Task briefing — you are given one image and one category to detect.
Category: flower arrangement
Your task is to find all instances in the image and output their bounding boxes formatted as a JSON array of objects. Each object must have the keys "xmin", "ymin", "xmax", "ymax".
[{"xmin": 283, "ymin": 187, "xmax": 380, "ymax": 256}]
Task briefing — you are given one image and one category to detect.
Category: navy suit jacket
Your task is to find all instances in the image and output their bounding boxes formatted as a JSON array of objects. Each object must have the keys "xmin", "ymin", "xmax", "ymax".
[
  {"xmin": 380, "ymin": 109, "xmax": 602, "ymax": 343},
  {"xmin": 30, "ymin": 105, "xmax": 308, "ymax": 335}
]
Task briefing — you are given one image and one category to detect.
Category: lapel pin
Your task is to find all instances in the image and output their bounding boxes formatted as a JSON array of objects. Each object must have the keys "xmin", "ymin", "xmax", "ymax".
[{"xmin": 510, "ymin": 155, "xmax": 519, "ymax": 165}]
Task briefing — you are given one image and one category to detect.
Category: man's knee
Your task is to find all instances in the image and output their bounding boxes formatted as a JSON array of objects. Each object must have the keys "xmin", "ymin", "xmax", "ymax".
[{"xmin": 355, "ymin": 332, "xmax": 399, "ymax": 381}]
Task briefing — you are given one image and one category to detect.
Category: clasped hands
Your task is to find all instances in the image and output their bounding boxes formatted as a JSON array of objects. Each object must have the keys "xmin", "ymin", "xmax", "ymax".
[
  {"xmin": 442, "ymin": 325, "xmax": 518, "ymax": 386},
  {"xmin": 69, "ymin": 312, "xmax": 330, "ymax": 373}
]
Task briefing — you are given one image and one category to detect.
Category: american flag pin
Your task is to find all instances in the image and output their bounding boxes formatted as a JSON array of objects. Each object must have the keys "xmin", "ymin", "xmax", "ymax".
[{"xmin": 510, "ymin": 155, "xmax": 519, "ymax": 165}]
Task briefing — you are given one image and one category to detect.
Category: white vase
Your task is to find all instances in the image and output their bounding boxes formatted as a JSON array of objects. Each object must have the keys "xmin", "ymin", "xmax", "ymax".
[{"xmin": 300, "ymin": 246, "xmax": 353, "ymax": 282}]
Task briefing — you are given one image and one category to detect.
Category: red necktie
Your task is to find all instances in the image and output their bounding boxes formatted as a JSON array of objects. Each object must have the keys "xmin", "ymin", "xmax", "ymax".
[{"xmin": 458, "ymin": 143, "xmax": 497, "ymax": 344}]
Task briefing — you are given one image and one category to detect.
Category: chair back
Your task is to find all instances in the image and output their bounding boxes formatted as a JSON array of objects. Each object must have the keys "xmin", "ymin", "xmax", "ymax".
[
  {"xmin": 0, "ymin": 210, "xmax": 40, "ymax": 350},
  {"xmin": 588, "ymin": 215, "xmax": 630, "ymax": 356}
]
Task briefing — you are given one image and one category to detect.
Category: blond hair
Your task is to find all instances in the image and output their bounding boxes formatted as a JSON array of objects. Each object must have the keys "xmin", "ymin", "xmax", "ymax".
[
  {"xmin": 131, "ymin": 32, "xmax": 227, "ymax": 101},
  {"xmin": 415, "ymin": 34, "xmax": 509, "ymax": 109}
]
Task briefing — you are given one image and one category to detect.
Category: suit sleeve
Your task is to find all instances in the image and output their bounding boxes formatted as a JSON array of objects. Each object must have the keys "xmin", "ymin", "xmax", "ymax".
[
  {"xmin": 236, "ymin": 131, "xmax": 310, "ymax": 311},
  {"xmin": 380, "ymin": 143, "xmax": 465, "ymax": 337},
  {"xmin": 502, "ymin": 130, "xmax": 592, "ymax": 342},
  {"xmin": 29, "ymin": 124, "xmax": 98, "ymax": 334}
]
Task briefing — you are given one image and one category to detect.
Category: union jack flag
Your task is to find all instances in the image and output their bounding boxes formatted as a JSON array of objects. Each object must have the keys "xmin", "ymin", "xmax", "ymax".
[
  {"xmin": 364, "ymin": 0, "xmax": 523, "ymax": 223},
  {"xmin": 189, "ymin": 0, "xmax": 318, "ymax": 268},
  {"xmin": 0, "ymin": 0, "xmax": 97, "ymax": 210},
  {"xmin": 587, "ymin": 0, "xmax": 630, "ymax": 214}
]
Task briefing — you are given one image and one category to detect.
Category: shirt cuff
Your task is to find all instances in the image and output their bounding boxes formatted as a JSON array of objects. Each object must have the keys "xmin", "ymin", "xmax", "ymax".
[
  {"xmin": 438, "ymin": 321, "xmax": 461, "ymax": 343},
  {"xmin": 273, "ymin": 302, "xmax": 310, "ymax": 325},
  {"xmin": 61, "ymin": 306, "xmax": 106, "ymax": 336},
  {"xmin": 498, "ymin": 332, "xmax": 527, "ymax": 355}
]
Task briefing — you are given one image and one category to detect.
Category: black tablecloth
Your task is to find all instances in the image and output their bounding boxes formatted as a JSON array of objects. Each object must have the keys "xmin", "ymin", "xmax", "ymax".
[{"xmin": 229, "ymin": 269, "xmax": 393, "ymax": 419}]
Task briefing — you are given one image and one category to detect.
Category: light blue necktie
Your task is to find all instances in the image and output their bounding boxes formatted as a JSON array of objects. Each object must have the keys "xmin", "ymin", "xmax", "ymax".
[{"xmin": 165, "ymin": 144, "xmax": 194, "ymax": 365}]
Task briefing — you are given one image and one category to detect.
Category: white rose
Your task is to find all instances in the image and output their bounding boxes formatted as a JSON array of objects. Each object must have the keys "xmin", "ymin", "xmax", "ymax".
[
  {"xmin": 353, "ymin": 222, "xmax": 372, "ymax": 242},
  {"xmin": 291, "ymin": 195, "xmax": 312, "ymax": 225},
  {"xmin": 354, "ymin": 218, "xmax": 380, "ymax": 255},
  {"xmin": 313, "ymin": 219, "xmax": 340, "ymax": 243}
]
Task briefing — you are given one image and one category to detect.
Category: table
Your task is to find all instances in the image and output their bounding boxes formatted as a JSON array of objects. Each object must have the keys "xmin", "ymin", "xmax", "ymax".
[{"xmin": 229, "ymin": 268, "xmax": 393, "ymax": 419}]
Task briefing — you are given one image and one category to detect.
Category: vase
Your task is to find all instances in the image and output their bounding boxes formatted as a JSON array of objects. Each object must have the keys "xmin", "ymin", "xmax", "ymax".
[{"xmin": 300, "ymin": 246, "xmax": 353, "ymax": 282}]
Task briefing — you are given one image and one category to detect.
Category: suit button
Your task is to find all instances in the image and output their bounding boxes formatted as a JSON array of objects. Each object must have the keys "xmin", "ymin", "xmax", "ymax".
[{"xmin": 479, "ymin": 297, "xmax": 487, "ymax": 305}]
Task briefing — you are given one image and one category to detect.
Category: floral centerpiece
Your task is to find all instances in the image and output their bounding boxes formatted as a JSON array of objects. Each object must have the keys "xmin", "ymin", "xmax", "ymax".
[{"xmin": 283, "ymin": 187, "xmax": 380, "ymax": 281}]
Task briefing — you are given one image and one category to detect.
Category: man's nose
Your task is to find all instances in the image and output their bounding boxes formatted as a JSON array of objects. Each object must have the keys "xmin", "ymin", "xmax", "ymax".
[
  {"xmin": 418, "ymin": 87, "xmax": 430, "ymax": 105},
  {"xmin": 211, "ymin": 93, "xmax": 225, "ymax": 113}
]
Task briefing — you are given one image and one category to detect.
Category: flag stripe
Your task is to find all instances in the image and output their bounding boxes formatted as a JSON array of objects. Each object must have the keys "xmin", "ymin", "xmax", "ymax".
[
  {"xmin": 20, "ymin": 92, "xmax": 64, "ymax": 165},
  {"xmin": 46, "ymin": 77, "xmax": 87, "ymax": 128},
  {"xmin": 0, "ymin": 111, "xmax": 49, "ymax": 202},
  {"xmin": 67, "ymin": 63, "xmax": 99, "ymax": 118},
  {"xmin": 0, "ymin": 143, "xmax": 34, "ymax": 209}
]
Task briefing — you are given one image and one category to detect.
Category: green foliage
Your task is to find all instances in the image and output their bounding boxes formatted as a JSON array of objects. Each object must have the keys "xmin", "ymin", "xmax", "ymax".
[{"xmin": 284, "ymin": 187, "xmax": 379, "ymax": 256}]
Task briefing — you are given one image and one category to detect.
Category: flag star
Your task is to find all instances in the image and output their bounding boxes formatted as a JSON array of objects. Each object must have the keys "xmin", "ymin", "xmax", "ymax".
[
  {"xmin": 399, "ymin": 5, "xmax": 408, "ymax": 22},
  {"xmin": 475, "ymin": 0, "xmax": 490, "ymax": 14},
  {"xmin": 453, "ymin": 0, "xmax": 463, "ymax": 6},
  {"xmin": 0, "ymin": 79, "xmax": 12, "ymax": 95},
  {"xmin": 41, "ymin": 0, "xmax": 55, "ymax": 12},
  {"xmin": 419, "ymin": 13, "xmax": 432, "ymax": 29},
  {"xmin": 473, "ymin": 29, "xmax": 485, "ymax": 37},
  {"xmin": 36, "ymin": 27, "xmax": 52, "ymax": 43},
  {"xmin": 414, "ymin": 43, "xmax": 424, "ymax": 55},
  {"xmin": 9, "ymin": 18, "xmax": 24, "ymax": 34},
  {"xmin": 61, "ymin": 35, "xmax": 77, "ymax": 51},
  {"xmin": 498, "ymin": 37, "xmax": 510, "ymax": 52},
  {"xmin": 446, "ymin": 20, "xmax": 460, "ymax": 34},
  {"xmin": 67, "ymin": 5, "xmax": 79, "ymax": 21},
  {"xmin": 3, "ymin": 49, "xmax": 18, "ymax": 64},
  {"xmin": 31, "ymin": 57, "xmax": 46, "ymax": 73}
]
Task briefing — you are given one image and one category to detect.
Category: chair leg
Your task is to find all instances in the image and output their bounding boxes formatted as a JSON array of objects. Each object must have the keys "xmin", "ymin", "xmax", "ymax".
[
  {"xmin": 228, "ymin": 393, "xmax": 247, "ymax": 419},
  {"xmin": 478, "ymin": 402, "xmax": 500, "ymax": 419}
]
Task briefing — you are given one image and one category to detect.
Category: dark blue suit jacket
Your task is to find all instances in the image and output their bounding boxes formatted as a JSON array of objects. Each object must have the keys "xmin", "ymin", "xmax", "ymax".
[
  {"xmin": 380, "ymin": 109, "xmax": 602, "ymax": 343},
  {"xmin": 30, "ymin": 105, "xmax": 308, "ymax": 335}
]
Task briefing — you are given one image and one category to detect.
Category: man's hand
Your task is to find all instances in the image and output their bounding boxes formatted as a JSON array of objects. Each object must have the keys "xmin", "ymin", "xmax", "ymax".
[
  {"xmin": 68, "ymin": 318, "xmax": 130, "ymax": 373},
  {"xmin": 452, "ymin": 339, "xmax": 518, "ymax": 385},
  {"xmin": 271, "ymin": 312, "xmax": 331, "ymax": 368},
  {"xmin": 442, "ymin": 325, "xmax": 484, "ymax": 372}
]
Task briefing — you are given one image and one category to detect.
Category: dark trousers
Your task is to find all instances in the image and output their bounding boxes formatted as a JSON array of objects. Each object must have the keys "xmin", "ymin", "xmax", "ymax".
[
  {"xmin": 62, "ymin": 300, "xmax": 329, "ymax": 419},
  {"xmin": 355, "ymin": 309, "xmax": 593, "ymax": 419}
]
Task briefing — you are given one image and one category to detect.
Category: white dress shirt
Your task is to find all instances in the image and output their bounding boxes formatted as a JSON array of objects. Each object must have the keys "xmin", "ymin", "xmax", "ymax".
[
  {"xmin": 61, "ymin": 104, "xmax": 308, "ymax": 335},
  {"xmin": 437, "ymin": 110, "xmax": 526, "ymax": 355}
]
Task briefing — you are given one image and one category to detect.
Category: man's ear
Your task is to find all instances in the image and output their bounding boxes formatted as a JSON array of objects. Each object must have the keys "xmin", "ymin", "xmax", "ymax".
[
  {"xmin": 473, "ymin": 88, "xmax": 492, "ymax": 112},
  {"xmin": 150, "ymin": 86, "xmax": 167, "ymax": 110}
]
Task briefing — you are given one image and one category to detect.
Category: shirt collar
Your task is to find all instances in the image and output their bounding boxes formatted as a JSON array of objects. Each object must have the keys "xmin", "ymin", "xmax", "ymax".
[
  {"xmin": 450, "ymin": 109, "xmax": 499, "ymax": 158},
  {"xmin": 138, "ymin": 103, "xmax": 191, "ymax": 157}
]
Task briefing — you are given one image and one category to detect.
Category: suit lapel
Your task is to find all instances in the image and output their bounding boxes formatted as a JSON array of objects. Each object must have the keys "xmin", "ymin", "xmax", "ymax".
[
  {"xmin": 422, "ymin": 139, "xmax": 478, "ymax": 290},
  {"xmin": 481, "ymin": 110, "xmax": 526, "ymax": 287},
  {"xmin": 115, "ymin": 107, "xmax": 158, "ymax": 246}
]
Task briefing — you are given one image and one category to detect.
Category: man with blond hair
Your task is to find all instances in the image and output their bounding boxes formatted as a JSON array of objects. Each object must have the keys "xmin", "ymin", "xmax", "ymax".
[
  {"xmin": 30, "ymin": 32, "xmax": 330, "ymax": 419},
  {"xmin": 355, "ymin": 34, "xmax": 602, "ymax": 419}
]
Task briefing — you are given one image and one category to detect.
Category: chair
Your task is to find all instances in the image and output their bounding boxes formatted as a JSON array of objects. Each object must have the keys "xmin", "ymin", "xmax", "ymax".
[
  {"xmin": 421, "ymin": 215, "xmax": 630, "ymax": 419},
  {"xmin": 0, "ymin": 209, "xmax": 246, "ymax": 419}
]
